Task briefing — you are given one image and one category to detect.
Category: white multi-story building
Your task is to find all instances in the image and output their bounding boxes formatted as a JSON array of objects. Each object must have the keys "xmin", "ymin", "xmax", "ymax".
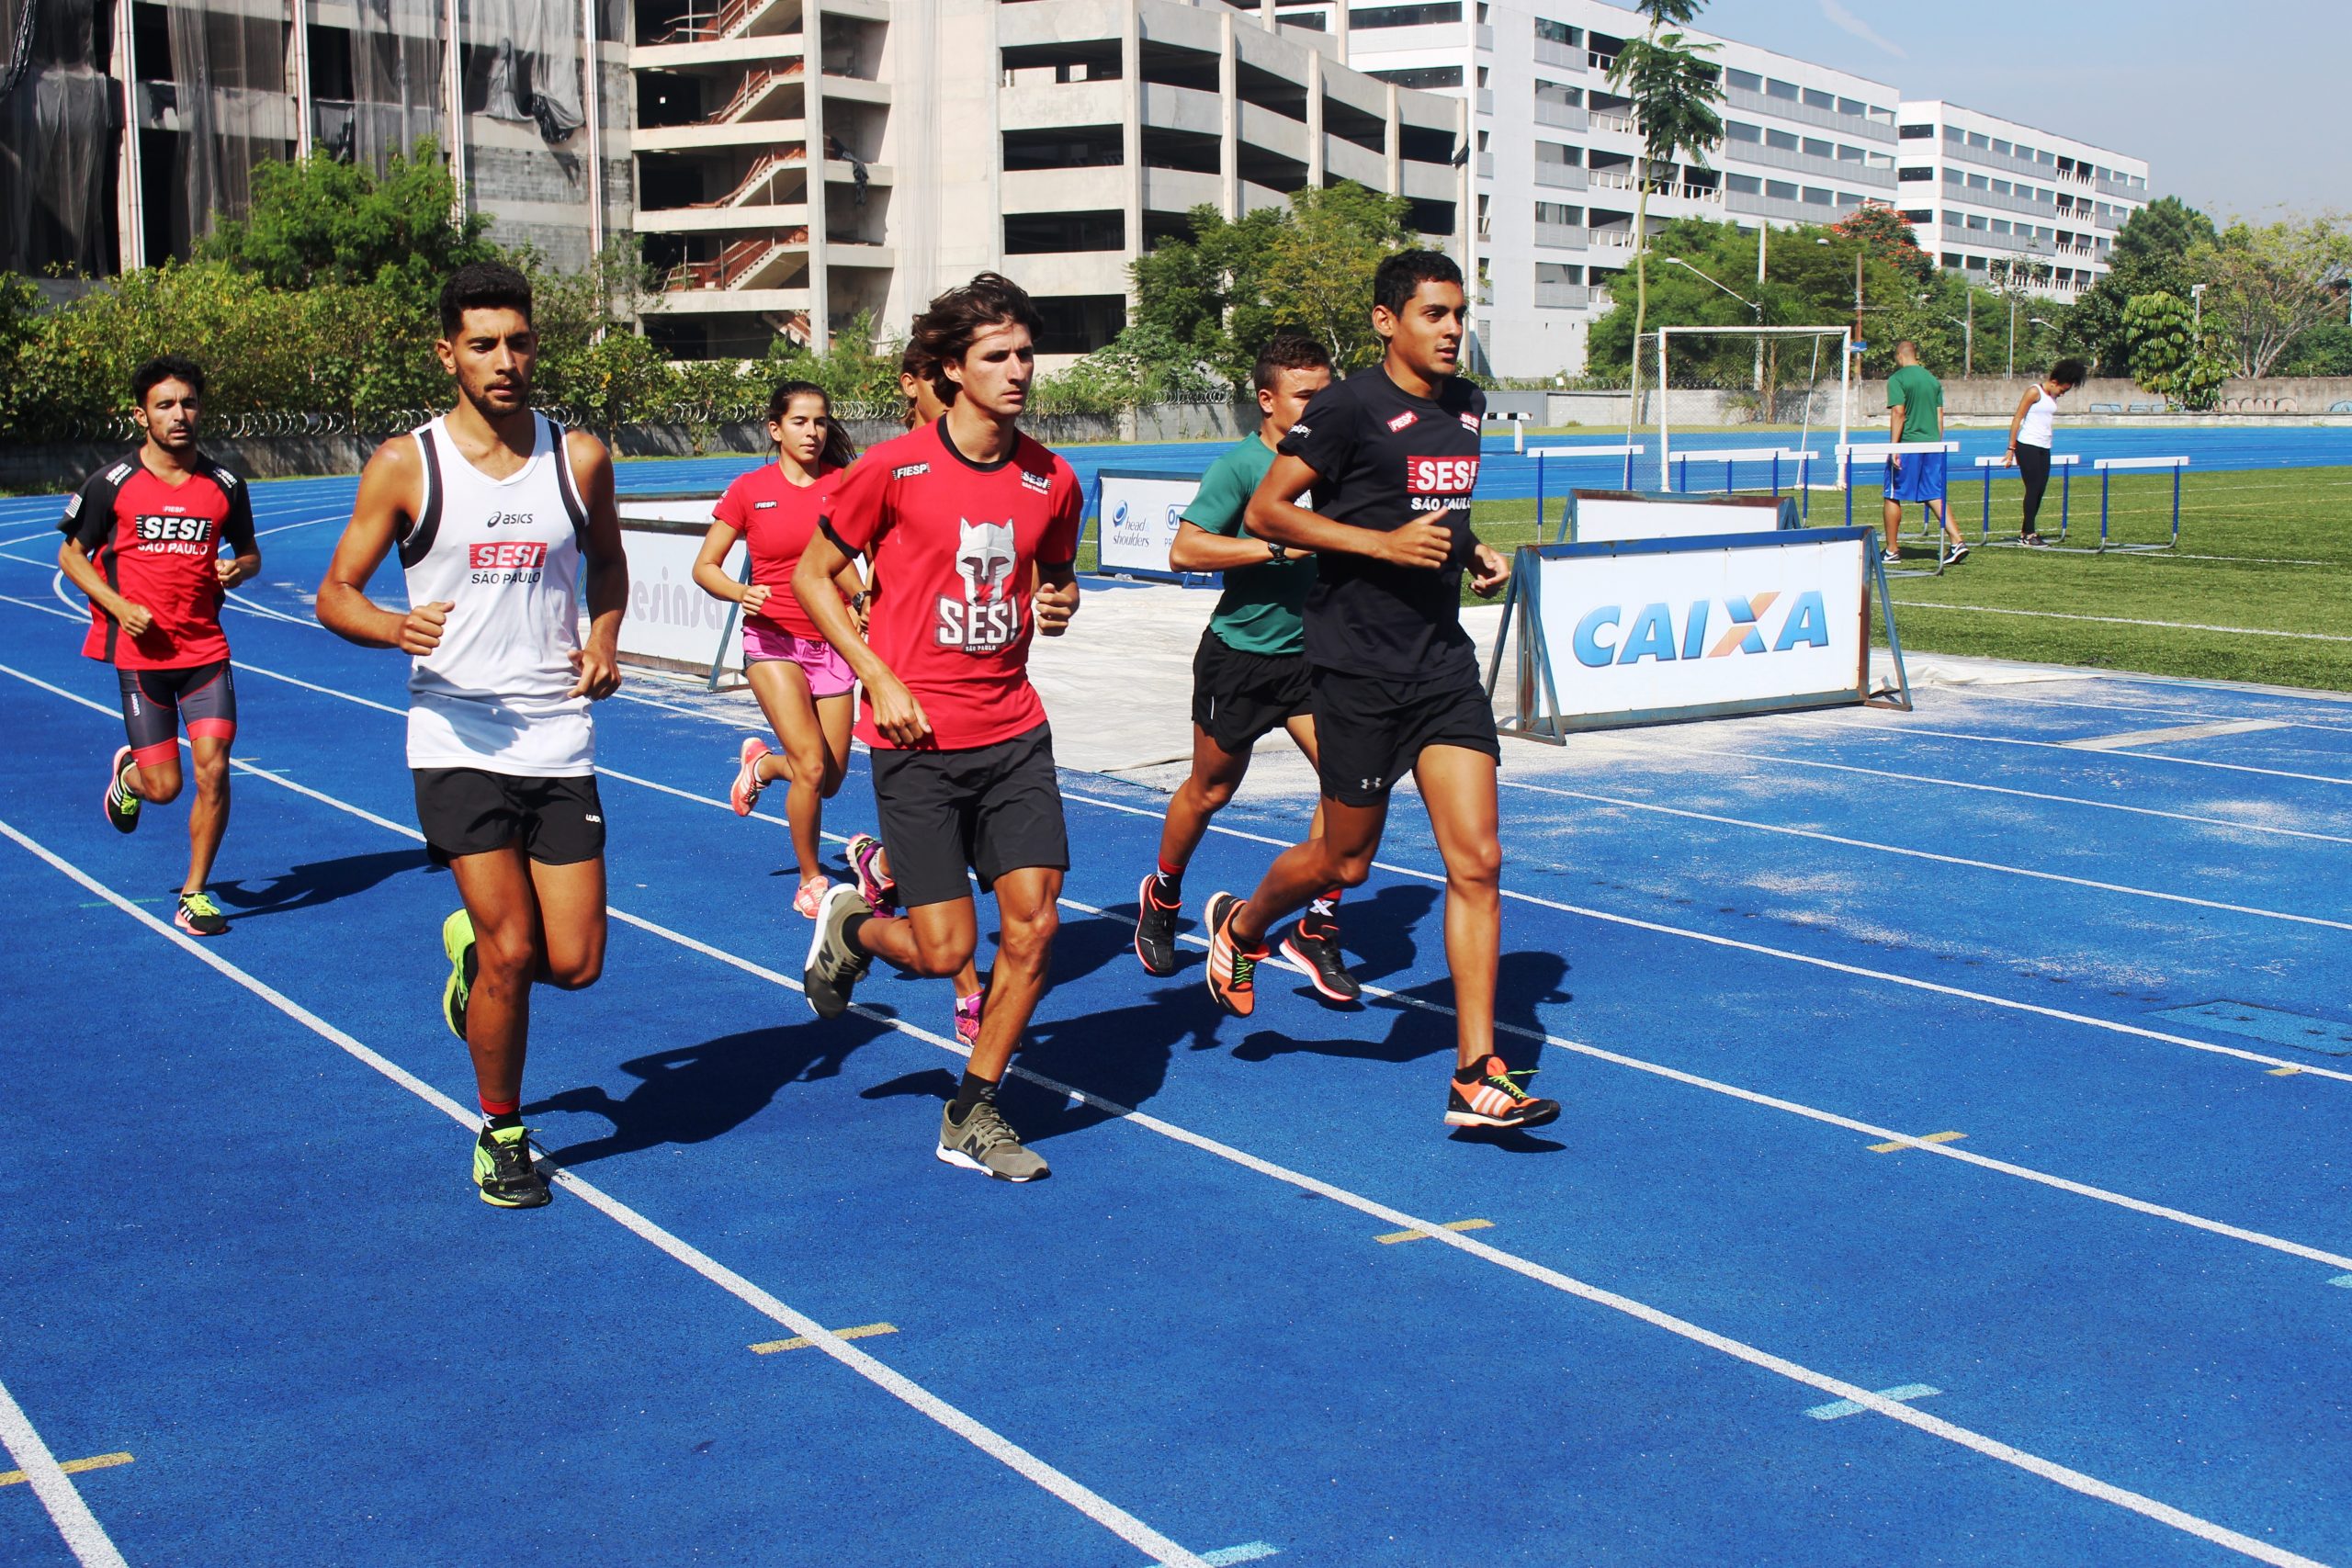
[
  {"xmin": 1893, "ymin": 101, "xmax": 2148, "ymax": 302},
  {"xmin": 635, "ymin": 0, "xmax": 1468, "ymax": 360},
  {"xmin": 1338, "ymin": 0, "xmax": 1902, "ymax": 377}
]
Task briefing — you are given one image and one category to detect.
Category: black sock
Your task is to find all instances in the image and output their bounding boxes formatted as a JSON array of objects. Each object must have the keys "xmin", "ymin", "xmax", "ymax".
[
  {"xmin": 1298, "ymin": 889, "xmax": 1342, "ymax": 940},
  {"xmin": 948, "ymin": 1070, "xmax": 1000, "ymax": 1121},
  {"xmin": 1150, "ymin": 866, "xmax": 1183, "ymax": 905},
  {"xmin": 842, "ymin": 912, "xmax": 872, "ymax": 955},
  {"xmin": 1454, "ymin": 1059, "xmax": 1491, "ymax": 1086},
  {"xmin": 484, "ymin": 1110, "xmax": 524, "ymax": 1134}
]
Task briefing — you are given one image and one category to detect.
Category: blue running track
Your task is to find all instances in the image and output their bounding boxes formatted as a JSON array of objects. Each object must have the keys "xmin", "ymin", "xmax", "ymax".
[{"xmin": 1, "ymin": 466, "xmax": 2350, "ymax": 1565}]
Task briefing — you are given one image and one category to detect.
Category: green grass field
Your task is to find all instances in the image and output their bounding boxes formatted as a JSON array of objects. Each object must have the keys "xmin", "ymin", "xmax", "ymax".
[{"xmin": 1461, "ymin": 466, "xmax": 2352, "ymax": 693}]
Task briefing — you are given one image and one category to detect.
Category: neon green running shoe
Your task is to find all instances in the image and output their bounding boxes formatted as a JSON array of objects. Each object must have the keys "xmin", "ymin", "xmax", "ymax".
[
  {"xmin": 473, "ymin": 1123, "xmax": 549, "ymax": 1208},
  {"xmin": 174, "ymin": 890, "xmax": 229, "ymax": 938},
  {"xmin": 442, "ymin": 908, "xmax": 478, "ymax": 1041},
  {"xmin": 104, "ymin": 746, "xmax": 141, "ymax": 834}
]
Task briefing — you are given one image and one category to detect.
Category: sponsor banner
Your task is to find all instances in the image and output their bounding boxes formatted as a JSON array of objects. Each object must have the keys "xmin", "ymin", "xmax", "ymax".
[
  {"xmin": 616, "ymin": 506, "xmax": 749, "ymax": 671},
  {"xmin": 1095, "ymin": 469, "xmax": 1202, "ymax": 578},
  {"xmin": 1527, "ymin": 528, "xmax": 1869, "ymax": 728},
  {"xmin": 1567, "ymin": 490, "xmax": 1792, "ymax": 544}
]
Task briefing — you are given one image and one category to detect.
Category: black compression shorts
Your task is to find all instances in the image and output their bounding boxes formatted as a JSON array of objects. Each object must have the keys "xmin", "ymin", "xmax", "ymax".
[{"xmin": 119, "ymin": 660, "xmax": 236, "ymax": 767}]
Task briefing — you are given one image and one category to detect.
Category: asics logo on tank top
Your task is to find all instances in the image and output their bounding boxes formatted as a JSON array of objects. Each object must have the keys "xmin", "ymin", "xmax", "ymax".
[
  {"xmin": 937, "ymin": 519, "xmax": 1020, "ymax": 652},
  {"xmin": 484, "ymin": 509, "xmax": 535, "ymax": 527}
]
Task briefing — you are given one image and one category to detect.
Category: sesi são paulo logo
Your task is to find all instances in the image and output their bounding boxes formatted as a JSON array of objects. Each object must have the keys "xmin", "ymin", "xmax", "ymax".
[
  {"xmin": 937, "ymin": 518, "xmax": 1020, "ymax": 652},
  {"xmin": 469, "ymin": 539, "xmax": 548, "ymax": 583},
  {"xmin": 1572, "ymin": 591, "xmax": 1830, "ymax": 667}
]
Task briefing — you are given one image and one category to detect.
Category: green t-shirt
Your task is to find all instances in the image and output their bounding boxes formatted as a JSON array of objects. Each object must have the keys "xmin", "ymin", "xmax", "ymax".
[
  {"xmin": 1189, "ymin": 434, "xmax": 1315, "ymax": 657},
  {"xmin": 1885, "ymin": 364, "xmax": 1944, "ymax": 444}
]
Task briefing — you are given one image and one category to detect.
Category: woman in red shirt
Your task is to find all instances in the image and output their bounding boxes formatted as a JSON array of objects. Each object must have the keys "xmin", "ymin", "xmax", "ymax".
[{"xmin": 695, "ymin": 381, "xmax": 864, "ymax": 915}]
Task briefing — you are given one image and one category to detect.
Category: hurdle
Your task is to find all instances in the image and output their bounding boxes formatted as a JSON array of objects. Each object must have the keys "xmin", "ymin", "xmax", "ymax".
[
  {"xmin": 1838, "ymin": 440, "xmax": 1961, "ymax": 578},
  {"xmin": 1532, "ymin": 444, "xmax": 1645, "ymax": 534},
  {"xmin": 1669, "ymin": 446, "xmax": 1824, "ymax": 519},
  {"xmin": 2086, "ymin": 455, "xmax": 2191, "ymax": 553},
  {"xmin": 1972, "ymin": 454, "xmax": 2080, "ymax": 544},
  {"xmin": 1485, "ymin": 411, "xmax": 1535, "ymax": 454}
]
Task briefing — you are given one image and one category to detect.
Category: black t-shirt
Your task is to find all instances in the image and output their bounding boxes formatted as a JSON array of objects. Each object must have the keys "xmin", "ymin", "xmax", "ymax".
[{"xmin": 1277, "ymin": 367, "xmax": 1486, "ymax": 680}]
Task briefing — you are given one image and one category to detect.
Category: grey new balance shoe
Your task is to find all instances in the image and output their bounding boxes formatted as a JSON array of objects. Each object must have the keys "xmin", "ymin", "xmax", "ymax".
[
  {"xmin": 936, "ymin": 1098, "xmax": 1049, "ymax": 1182},
  {"xmin": 803, "ymin": 883, "xmax": 875, "ymax": 1019}
]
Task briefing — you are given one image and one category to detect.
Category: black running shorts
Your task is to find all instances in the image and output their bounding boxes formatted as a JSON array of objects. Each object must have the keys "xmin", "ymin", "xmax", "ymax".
[
  {"xmin": 119, "ymin": 660, "xmax": 236, "ymax": 766},
  {"xmin": 413, "ymin": 768, "xmax": 606, "ymax": 867},
  {"xmin": 1309, "ymin": 665, "xmax": 1500, "ymax": 807},
  {"xmin": 867, "ymin": 722, "xmax": 1068, "ymax": 908},
  {"xmin": 1191, "ymin": 627, "xmax": 1313, "ymax": 755}
]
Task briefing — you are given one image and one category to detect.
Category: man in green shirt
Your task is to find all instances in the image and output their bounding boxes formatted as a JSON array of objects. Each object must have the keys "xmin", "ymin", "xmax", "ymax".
[
  {"xmin": 1133, "ymin": 332, "xmax": 1358, "ymax": 1003},
  {"xmin": 1882, "ymin": 339, "xmax": 1965, "ymax": 565}
]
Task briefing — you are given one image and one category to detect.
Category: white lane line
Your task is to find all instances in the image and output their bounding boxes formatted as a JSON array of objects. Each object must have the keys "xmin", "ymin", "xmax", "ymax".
[
  {"xmin": 1620, "ymin": 742, "xmax": 2352, "ymax": 848},
  {"xmin": 0, "ymin": 817, "xmax": 1212, "ymax": 1568},
  {"xmin": 254, "ymin": 514, "xmax": 345, "ymax": 537},
  {"xmin": 44, "ymin": 644, "xmax": 2343, "ymax": 1287},
  {"xmin": 1889, "ymin": 601, "xmax": 2352, "ymax": 644},
  {"xmin": 2064, "ymin": 719, "xmax": 2293, "ymax": 751},
  {"xmin": 0, "ymin": 1372, "xmax": 130, "ymax": 1568},
  {"xmin": 21, "ymin": 622, "xmax": 2332, "ymax": 1091},
  {"xmin": 223, "ymin": 590, "xmax": 326, "ymax": 630},
  {"xmin": 1052, "ymin": 783, "xmax": 2352, "ymax": 1089},
  {"xmin": 1784, "ymin": 716, "xmax": 2352, "ymax": 789},
  {"xmin": 1499, "ymin": 779, "xmax": 2352, "ymax": 935},
  {"xmin": 2, "ymin": 829, "xmax": 2324, "ymax": 1568},
  {"xmin": 1936, "ymin": 685, "xmax": 2352, "ymax": 739}
]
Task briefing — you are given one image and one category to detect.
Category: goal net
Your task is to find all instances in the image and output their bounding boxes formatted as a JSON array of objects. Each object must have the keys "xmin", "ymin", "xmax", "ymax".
[{"xmin": 1630, "ymin": 326, "xmax": 1852, "ymax": 497}]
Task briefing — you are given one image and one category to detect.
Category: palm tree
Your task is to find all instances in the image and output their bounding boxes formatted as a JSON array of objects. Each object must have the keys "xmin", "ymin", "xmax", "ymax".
[{"xmin": 1606, "ymin": 1, "xmax": 1724, "ymax": 434}]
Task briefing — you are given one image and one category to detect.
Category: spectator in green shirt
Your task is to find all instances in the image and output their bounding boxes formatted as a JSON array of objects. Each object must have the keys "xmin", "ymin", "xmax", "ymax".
[
  {"xmin": 1883, "ymin": 340, "xmax": 1966, "ymax": 565},
  {"xmin": 1133, "ymin": 332, "xmax": 1361, "ymax": 1004}
]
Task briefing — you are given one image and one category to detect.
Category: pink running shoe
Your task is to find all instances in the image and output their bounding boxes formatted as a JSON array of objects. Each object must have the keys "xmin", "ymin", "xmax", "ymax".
[
  {"xmin": 730, "ymin": 737, "xmax": 772, "ymax": 817},
  {"xmin": 793, "ymin": 875, "xmax": 831, "ymax": 918},
  {"xmin": 844, "ymin": 832, "xmax": 899, "ymax": 917},
  {"xmin": 954, "ymin": 989, "xmax": 985, "ymax": 1047}
]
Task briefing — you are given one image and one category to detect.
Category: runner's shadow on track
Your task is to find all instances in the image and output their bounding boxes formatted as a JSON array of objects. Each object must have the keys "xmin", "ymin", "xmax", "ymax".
[
  {"xmin": 209, "ymin": 848, "xmax": 432, "ymax": 919},
  {"xmin": 525, "ymin": 1018, "xmax": 889, "ymax": 1165}
]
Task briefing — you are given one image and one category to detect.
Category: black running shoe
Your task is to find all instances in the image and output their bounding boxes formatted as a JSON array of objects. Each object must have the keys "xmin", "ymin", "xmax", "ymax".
[
  {"xmin": 1135, "ymin": 873, "xmax": 1181, "ymax": 976},
  {"xmin": 1942, "ymin": 542, "xmax": 1969, "ymax": 565},
  {"xmin": 1278, "ymin": 926, "xmax": 1362, "ymax": 1004},
  {"xmin": 804, "ymin": 883, "xmax": 875, "ymax": 1020},
  {"xmin": 1445, "ymin": 1056, "xmax": 1562, "ymax": 1131},
  {"xmin": 104, "ymin": 747, "xmax": 141, "ymax": 834},
  {"xmin": 474, "ymin": 1124, "xmax": 551, "ymax": 1208}
]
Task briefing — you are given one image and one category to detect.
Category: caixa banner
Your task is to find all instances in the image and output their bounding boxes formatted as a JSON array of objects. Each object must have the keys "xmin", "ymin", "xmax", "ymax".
[{"xmin": 1483, "ymin": 525, "xmax": 1911, "ymax": 738}]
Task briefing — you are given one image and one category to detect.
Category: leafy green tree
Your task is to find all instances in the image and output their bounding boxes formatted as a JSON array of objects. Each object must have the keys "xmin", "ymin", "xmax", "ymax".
[
  {"xmin": 2064, "ymin": 196, "xmax": 2219, "ymax": 374},
  {"xmin": 1130, "ymin": 205, "xmax": 1289, "ymax": 383},
  {"xmin": 1603, "ymin": 0, "xmax": 1724, "ymax": 407},
  {"xmin": 2190, "ymin": 212, "xmax": 2352, "ymax": 377},
  {"xmin": 198, "ymin": 139, "xmax": 498, "ymax": 309},
  {"xmin": 2123, "ymin": 290, "xmax": 2228, "ymax": 409},
  {"xmin": 1832, "ymin": 203, "xmax": 1933, "ymax": 285}
]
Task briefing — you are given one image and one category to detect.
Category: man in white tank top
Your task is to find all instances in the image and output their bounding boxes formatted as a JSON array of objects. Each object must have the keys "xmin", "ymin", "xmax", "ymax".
[{"xmin": 315, "ymin": 263, "xmax": 629, "ymax": 1210}]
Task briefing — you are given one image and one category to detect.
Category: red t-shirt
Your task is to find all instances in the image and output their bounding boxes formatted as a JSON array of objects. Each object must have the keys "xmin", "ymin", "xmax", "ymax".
[
  {"xmin": 821, "ymin": 419, "xmax": 1082, "ymax": 751},
  {"xmin": 60, "ymin": 452, "xmax": 254, "ymax": 670},
  {"xmin": 712, "ymin": 460, "xmax": 842, "ymax": 639}
]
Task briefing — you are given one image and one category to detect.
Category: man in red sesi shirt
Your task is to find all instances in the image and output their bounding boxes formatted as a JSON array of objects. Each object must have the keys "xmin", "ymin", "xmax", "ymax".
[
  {"xmin": 794, "ymin": 273, "xmax": 1082, "ymax": 1183},
  {"xmin": 58, "ymin": 355, "xmax": 262, "ymax": 937}
]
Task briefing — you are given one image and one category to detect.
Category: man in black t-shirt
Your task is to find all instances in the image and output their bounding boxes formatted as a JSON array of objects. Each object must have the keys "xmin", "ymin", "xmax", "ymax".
[{"xmin": 1201, "ymin": 250, "xmax": 1560, "ymax": 1134}]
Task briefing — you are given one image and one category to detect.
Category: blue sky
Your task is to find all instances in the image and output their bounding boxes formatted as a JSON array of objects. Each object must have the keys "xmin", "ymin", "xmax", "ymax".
[{"xmin": 1620, "ymin": 0, "xmax": 2342, "ymax": 220}]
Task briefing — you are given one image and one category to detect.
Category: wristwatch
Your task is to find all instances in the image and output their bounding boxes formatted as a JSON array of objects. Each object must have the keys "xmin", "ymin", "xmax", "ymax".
[{"xmin": 1265, "ymin": 540, "xmax": 1292, "ymax": 563}]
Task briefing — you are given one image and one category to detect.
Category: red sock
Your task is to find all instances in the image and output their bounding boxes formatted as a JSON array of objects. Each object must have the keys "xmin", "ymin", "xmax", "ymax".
[{"xmin": 480, "ymin": 1093, "xmax": 519, "ymax": 1119}]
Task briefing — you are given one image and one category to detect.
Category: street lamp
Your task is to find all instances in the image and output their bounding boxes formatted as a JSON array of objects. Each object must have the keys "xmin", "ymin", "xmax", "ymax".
[
  {"xmin": 2189, "ymin": 281, "xmax": 2208, "ymax": 336},
  {"xmin": 1943, "ymin": 312, "xmax": 1974, "ymax": 378},
  {"xmin": 1665, "ymin": 255, "xmax": 1764, "ymax": 391}
]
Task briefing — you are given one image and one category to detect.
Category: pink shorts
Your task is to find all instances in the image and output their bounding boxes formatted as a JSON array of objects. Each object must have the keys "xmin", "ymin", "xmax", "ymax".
[{"xmin": 743, "ymin": 620, "xmax": 856, "ymax": 698}]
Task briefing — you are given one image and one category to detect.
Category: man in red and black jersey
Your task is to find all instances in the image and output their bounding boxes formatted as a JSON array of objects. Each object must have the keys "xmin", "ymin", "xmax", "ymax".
[
  {"xmin": 1203, "ymin": 250, "xmax": 1561, "ymax": 1134},
  {"xmin": 794, "ymin": 273, "xmax": 1082, "ymax": 1183},
  {"xmin": 58, "ymin": 355, "xmax": 261, "ymax": 938}
]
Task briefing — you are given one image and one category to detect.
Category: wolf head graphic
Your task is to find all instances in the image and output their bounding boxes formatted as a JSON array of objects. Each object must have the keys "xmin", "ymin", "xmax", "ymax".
[{"xmin": 956, "ymin": 519, "xmax": 1016, "ymax": 604}]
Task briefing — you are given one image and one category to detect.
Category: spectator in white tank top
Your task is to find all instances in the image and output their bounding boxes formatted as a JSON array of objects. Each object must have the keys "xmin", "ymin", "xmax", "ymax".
[{"xmin": 2002, "ymin": 357, "xmax": 2088, "ymax": 547}]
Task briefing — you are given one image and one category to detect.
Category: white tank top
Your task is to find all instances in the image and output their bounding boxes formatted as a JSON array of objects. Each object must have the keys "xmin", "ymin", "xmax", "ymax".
[
  {"xmin": 2018, "ymin": 385, "xmax": 2058, "ymax": 449},
  {"xmin": 399, "ymin": 412, "xmax": 594, "ymax": 775}
]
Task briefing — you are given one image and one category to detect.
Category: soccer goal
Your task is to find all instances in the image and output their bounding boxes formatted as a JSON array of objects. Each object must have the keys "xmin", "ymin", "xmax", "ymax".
[{"xmin": 1629, "ymin": 326, "xmax": 1852, "ymax": 502}]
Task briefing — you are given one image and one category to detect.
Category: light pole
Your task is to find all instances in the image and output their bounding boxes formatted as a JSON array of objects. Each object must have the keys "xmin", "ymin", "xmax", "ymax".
[
  {"xmin": 2189, "ymin": 280, "xmax": 2207, "ymax": 336},
  {"xmin": 1665, "ymin": 255, "xmax": 1764, "ymax": 391},
  {"xmin": 1943, "ymin": 312, "xmax": 1973, "ymax": 378}
]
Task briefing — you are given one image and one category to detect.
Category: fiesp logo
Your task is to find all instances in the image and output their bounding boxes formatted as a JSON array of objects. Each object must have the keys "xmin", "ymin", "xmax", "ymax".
[
  {"xmin": 469, "ymin": 541, "xmax": 548, "ymax": 570},
  {"xmin": 1406, "ymin": 457, "xmax": 1480, "ymax": 494},
  {"xmin": 1572, "ymin": 591, "xmax": 1831, "ymax": 668}
]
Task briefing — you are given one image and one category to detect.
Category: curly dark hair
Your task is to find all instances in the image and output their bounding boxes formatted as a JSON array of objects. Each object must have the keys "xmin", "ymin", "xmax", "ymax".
[
  {"xmin": 439, "ymin": 262, "xmax": 533, "ymax": 335},
  {"xmin": 1250, "ymin": 331, "xmax": 1333, "ymax": 395},
  {"xmin": 910, "ymin": 272, "xmax": 1045, "ymax": 404},
  {"xmin": 131, "ymin": 355, "xmax": 205, "ymax": 407}
]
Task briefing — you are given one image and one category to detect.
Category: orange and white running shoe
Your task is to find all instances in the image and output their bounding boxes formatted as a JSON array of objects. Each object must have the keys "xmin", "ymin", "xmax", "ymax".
[
  {"xmin": 1203, "ymin": 892, "xmax": 1267, "ymax": 1019},
  {"xmin": 793, "ymin": 874, "xmax": 831, "ymax": 918},
  {"xmin": 730, "ymin": 737, "xmax": 772, "ymax": 817},
  {"xmin": 1445, "ymin": 1056, "xmax": 1562, "ymax": 1131}
]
